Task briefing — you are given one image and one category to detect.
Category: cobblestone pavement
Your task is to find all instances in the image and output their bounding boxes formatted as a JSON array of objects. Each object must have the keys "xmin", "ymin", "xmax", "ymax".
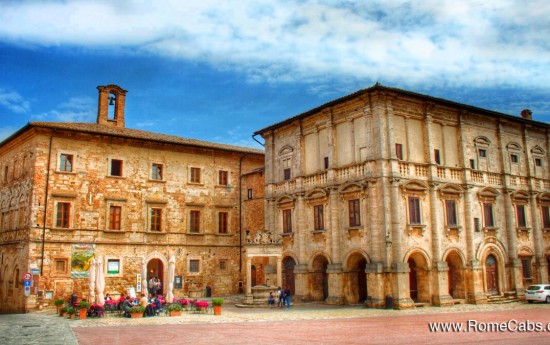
[{"xmin": 4, "ymin": 300, "xmax": 549, "ymax": 345}]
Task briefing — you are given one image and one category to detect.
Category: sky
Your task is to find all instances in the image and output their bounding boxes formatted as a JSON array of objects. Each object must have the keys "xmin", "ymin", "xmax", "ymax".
[{"xmin": 0, "ymin": 0, "xmax": 549, "ymax": 149}]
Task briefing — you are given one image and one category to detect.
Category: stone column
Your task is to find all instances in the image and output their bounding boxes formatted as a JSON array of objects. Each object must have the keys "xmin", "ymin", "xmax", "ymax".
[
  {"xmin": 296, "ymin": 192, "xmax": 305, "ymax": 263},
  {"xmin": 244, "ymin": 257, "xmax": 253, "ymax": 304},
  {"xmin": 463, "ymin": 186, "xmax": 486, "ymax": 304},
  {"xmin": 530, "ymin": 192, "xmax": 548, "ymax": 283},
  {"xmin": 329, "ymin": 187, "xmax": 341, "ymax": 263},
  {"xmin": 293, "ymin": 264, "xmax": 309, "ymax": 302},
  {"xmin": 504, "ymin": 190, "xmax": 523, "ymax": 294},
  {"xmin": 276, "ymin": 256, "xmax": 283, "ymax": 289},
  {"xmin": 326, "ymin": 264, "xmax": 344, "ymax": 305},
  {"xmin": 365, "ymin": 262, "xmax": 385, "ymax": 308}
]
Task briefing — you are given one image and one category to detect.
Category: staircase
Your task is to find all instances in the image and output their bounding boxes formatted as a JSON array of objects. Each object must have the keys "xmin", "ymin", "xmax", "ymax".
[{"xmin": 487, "ymin": 291, "xmax": 518, "ymax": 304}]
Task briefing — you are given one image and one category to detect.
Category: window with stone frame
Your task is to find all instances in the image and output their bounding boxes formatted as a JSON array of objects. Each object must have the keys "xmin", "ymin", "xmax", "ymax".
[
  {"xmin": 109, "ymin": 205, "xmax": 122, "ymax": 230},
  {"xmin": 408, "ymin": 197, "xmax": 421, "ymax": 225},
  {"xmin": 218, "ymin": 170, "xmax": 228, "ymax": 186},
  {"xmin": 516, "ymin": 204, "xmax": 527, "ymax": 228},
  {"xmin": 151, "ymin": 163, "xmax": 163, "ymax": 180},
  {"xmin": 59, "ymin": 153, "xmax": 74, "ymax": 172},
  {"xmin": 474, "ymin": 136, "xmax": 491, "ymax": 171},
  {"xmin": 190, "ymin": 167, "xmax": 201, "ymax": 183},
  {"xmin": 348, "ymin": 199, "xmax": 361, "ymax": 227},
  {"xmin": 395, "ymin": 143, "xmax": 403, "ymax": 160},
  {"xmin": 278, "ymin": 145, "xmax": 294, "ymax": 182},
  {"xmin": 478, "ymin": 188, "xmax": 499, "ymax": 230},
  {"xmin": 189, "ymin": 259, "xmax": 200, "ymax": 273},
  {"xmin": 219, "ymin": 260, "xmax": 227, "ymax": 271},
  {"xmin": 283, "ymin": 209, "xmax": 292, "ymax": 233},
  {"xmin": 445, "ymin": 199, "xmax": 458, "ymax": 227},
  {"xmin": 542, "ymin": 206, "xmax": 550, "ymax": 229},
  {"xmin": 218, "ymin": 211, "xmax": 228, "ymax": 234},
  {"xmin": 150, "ymin": 208, "xmax": 162, "ymax": 231},
  {"xmin": 314, "ymin": 205, "xmax": 324, "ymax": 231},
  {"xmin": 483, "ymin": 203, "xmax": 494, "ymax": 228},
  {"xmin": 56, "ymin": 202, "xmax": 71, "ymax": 228},
  {"xmin": 434, "ymin": 149, "xmax": 441, "ymax": 165},
  {"xmin": 54, "ymin": 258, "xmax": 68, "ymax": 275},
  {"xmin": 520, "ymin": 257, "xmax": 532, "ymax": 279},
  {"xmin": 110, "ymin": 159, "xmax": 123, "ymax": 177},
  {"xmin": 190, "ymin": 210, "xmax": 201, "ymax": 233}
]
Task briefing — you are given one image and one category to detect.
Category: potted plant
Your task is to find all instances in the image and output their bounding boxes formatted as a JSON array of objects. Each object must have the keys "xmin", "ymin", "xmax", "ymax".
[
  {"xmin": 67, "ymin": 307, "xmax": 76, "ymax": 319},
  {"xmin": 168, "ymin": 303, "xmax": 183, "ymax": 317},
  {"xmin": 77, "ymin": 300, "xmax": 91, "ymax": 319},
  {"xmin": 128, "ymin": 305, "xmax": 145, "ymax": 318},
  {"xmin": 59, "ymin": 306, "xmax": 68, "ymax": 317},
  {"xmin": 211, "ymin": 298, "xmax": 224, "ymax": 315},
  {"xmin": 54, "ymin": 299, "xmax": 65, "ymax": 314}
]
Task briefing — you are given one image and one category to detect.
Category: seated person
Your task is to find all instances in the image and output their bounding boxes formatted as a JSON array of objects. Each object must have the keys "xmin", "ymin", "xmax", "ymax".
[
  {"xmin": 105, "ymin": 293, "xmax": 112, "ymax": 301},
  {"xmin": 139, "ymin": 293, "xmax": 148, "ymax": 308},
  {"xmin": 121, "ymin": 299, "xmax": 133, "ymax": 317}
]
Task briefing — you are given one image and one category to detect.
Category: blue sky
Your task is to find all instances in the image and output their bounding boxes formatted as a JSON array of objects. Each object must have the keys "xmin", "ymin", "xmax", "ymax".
[{"xmin": 1, "ymin": 1, "xmax": 549, "ymax": 149}]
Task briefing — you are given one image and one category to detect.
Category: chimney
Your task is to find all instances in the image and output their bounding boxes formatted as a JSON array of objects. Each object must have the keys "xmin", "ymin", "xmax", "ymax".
[{"xmin": 520, "ymin": 109, "xmax": 532, "ymax": 120}]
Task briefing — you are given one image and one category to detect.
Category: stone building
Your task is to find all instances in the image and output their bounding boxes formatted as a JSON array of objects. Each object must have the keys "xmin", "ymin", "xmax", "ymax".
[
  {"xmin": 254, "ymin": 84, "xmax": 550, "ymax": 308},
  {"xmin": 0, "ymin": 84, "xmax": 264, "ymax": 313}
]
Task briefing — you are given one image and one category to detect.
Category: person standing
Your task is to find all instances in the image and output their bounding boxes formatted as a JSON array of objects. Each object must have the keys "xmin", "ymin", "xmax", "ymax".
[
  {"xmin": 148, "ymin": 277, "xmax": 155, "ymax": 295},
  {"xmin": 276, "ymin": 287, "xmax": 283, "ymax": 307},
  {"xmin": 284, "ymin": 286, "xmax": 291, "ymax": 309}
]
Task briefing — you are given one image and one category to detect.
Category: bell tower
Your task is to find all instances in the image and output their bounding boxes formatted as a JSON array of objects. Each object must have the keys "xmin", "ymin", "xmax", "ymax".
[{"xmin": 97, "ymin": 84, "xmax": 128, "ymax": 128}]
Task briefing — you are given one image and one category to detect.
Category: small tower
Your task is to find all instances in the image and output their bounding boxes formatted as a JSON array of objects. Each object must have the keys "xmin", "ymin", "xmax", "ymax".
[{"xmin": 97, "ymin": 84, "xmax": 128, "ymax": 128}]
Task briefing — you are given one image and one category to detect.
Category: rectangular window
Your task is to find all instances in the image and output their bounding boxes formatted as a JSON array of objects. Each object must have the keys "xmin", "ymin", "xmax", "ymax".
[
  {"xmin": 107, "ymin": 259, "xmax": 120, "ymax": 274},
  {"xmin": 190, "ymin": 167, "xmax": 201, "ymax": 183},
  {"xmin": 56, "ymin": 202, "xmax": 70, "ymax": 228},
  {"xmin": 151, "ymin": 163, "xmax": 163, "ymax": 180},
  {"xmin": 542, "ymin": 206, "xmax": 550, "ymax": 228},
  {"xmin": 283, "ymin": 209, "xmax": 292, "ymax": 233},
  {"xmin": 247, "ymin": 189, "xmax": 253, "ymax": 199},
  {"xmin": 219, "ymin": 212, "xmax": 228, "ymax": 234},
  {"xmin": 408, "ymin": 197, "xmax": 421, "ymax": 225},
  {"xmin": 348, "ymin": 199, "xmax": 361, "ymax": 227},
  {"xmin": 219, "ymin": 260, "xmax": 227, "ymax": 270},
  {"xmin": 478, "ymin": 149, "xmax": 487, "ymax": 158},
  {"xmin": 59, "ymin": 154, "xmax": 73, "ymax": 172},
  {"xmin": 189, "ymin": 259, "xmax": 200, "ymax": 273},
  {"xmin": 110, "ymin": 159, "xmax": 123, "ymax": 176},
  {"xmin": 434, "ymin": 149, "xmax": 441, "ymax": 165},
  {"xmin": 324, "ymin": 157, "xmax": 329, "ymax": 169},
  {"xmin": 54, "ymin": 259, "xmax": 67, "ymax": 274},
  {"xmin": 109, "ymin": 206, "xmax": 122, "ymax": 230},
  {"xmin": 395, "ymin": 143, "xmax": 403, "ymax": 160},
  {"xmin": 510, "ymin": 154, "xmax": 518, "ymax": 163},
  {"xmin": 470, "ymin": 159, "xmax": 476, "ymax": 169},
  {"xmin": 283, "ymin": 168, "xmax": 291, "ymax": 181},
  {"xmin": 219, "ymin": 170, "xmax": 228, "ymax": 185},
  {"xmin": 445, "ymin": 200, "xmax": 457, "ymax": 227},
  {"xmin": 516, "ymin": 204, "xmax": 527, "ymax": 228},
  {"xmin": 521, "ymin": 257, "xmax": 532, "ymax": 279},
  {"xmin": 190, "ymin": 210, "xmax": 200, "ymax": 233},
  {"xmin": 150, "ymin": 208, "xmax": 162, "ymax": 231},
  {"xmin": 483, "ymin": 203, "xmax": 494, "ymax": 227},
  {"xmin": 314, "ymin": 205, "xmax": 324, "ymax": 231},
  {"xmin": 535, "ymin": 158, "xmax": 542, "ymax": 167}
]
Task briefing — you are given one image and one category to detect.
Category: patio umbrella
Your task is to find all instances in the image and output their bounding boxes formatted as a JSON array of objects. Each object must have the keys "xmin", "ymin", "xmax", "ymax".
[
  {"xmin": 88, "ymin": 257, "xmax": 96, "ymax": 304},
  {"xmin": 96, "ymin": 255, "xmax": 105, "ymax": 305},
  {"xmin": 166, "ymin": 255, "xmax": 176, "ymax": 303},
  {"xmin": 141, "ymin": 257, "xmax": 148, "ymax": 294}
]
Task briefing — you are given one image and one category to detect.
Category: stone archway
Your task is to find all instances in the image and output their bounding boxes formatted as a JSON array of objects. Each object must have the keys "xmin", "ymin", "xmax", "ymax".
[
  {"xmin": 445, "ymin": 251, "xmax": 465, "ymax": 299},
  {"xmin": 311, "ymin": 255, "xmax": 329, "ymax": 301},
  {"xmin": 407, "ymin": 252, "xmax": 430, "ymax": 303},
  {"xmin": 147, "ymin": 259, "xmax": 164, "ymax": 296},
  {"xmin": 485, "ymin": 254, "xmax": 499, "ymax": 295},
  {"xmin": 344, "ymin": 253, "xmax": 368, "ymax": 304}
]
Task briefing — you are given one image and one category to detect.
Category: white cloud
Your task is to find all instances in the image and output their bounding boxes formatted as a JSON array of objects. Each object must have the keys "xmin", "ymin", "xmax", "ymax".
[
  {"xmin": 0, "ymin": 89, "xmax": 31, "ymax": 114},
  {"xmin": 0, "ymin": 0, "xmax": 549, "ymax": 90},
  {"xmin": 32, "ymin": 96, "xmax": 95, "ymax": 122}
]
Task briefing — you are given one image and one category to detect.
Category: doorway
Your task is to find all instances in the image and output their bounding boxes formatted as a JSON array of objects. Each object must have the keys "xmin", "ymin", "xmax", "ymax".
[{"xmin": 485, "ymin": 254, "xmax": 499, "ymax": 295}]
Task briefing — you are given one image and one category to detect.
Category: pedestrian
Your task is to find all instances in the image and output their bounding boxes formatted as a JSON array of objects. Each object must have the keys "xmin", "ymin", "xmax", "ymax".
[
  {"xmin": 284, "ymin": 286, "xmax": 291, "ymax": 309},
  {"xmin": 277, "ymin": 287, "xmax": 283, "ymax": 307},
  {"xmin": 268, "ymin": 292, "xmax": 275, "ymax": 307}
]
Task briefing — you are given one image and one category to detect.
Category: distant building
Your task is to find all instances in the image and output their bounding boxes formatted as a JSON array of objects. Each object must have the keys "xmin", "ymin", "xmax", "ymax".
[
  {"xmin": 0, "ymin": 85, "xmax": 264, "ymax": 312},
  {"xmin": 254, "ymin": 83, "xmax": 550, "ymax": 308}
]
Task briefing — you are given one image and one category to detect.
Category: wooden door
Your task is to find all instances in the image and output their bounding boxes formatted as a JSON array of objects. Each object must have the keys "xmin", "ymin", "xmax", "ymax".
[
  {"xmin": 283, "ymin": 258, "xmax": 295, "ymax": 294},
  {"xmin": 485, "ymin": 255, "xmax": 499, "ymax": 295},
  {"xmin": 251, "ymin": 265, "xmax": 257, "ymax": 287},
  {"xmin": 357, "ymin": 258, "xmax": 367, "ymax": 303}
]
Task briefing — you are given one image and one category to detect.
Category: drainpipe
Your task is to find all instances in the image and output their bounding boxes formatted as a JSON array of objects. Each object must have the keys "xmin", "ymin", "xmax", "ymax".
[
  {"xmin": 239, "ymin": 155, "xmax": 244, "ymax": 273},
  {"xmin": 40, "ymin": 135, "xmax": 53, "ymax": 276}
]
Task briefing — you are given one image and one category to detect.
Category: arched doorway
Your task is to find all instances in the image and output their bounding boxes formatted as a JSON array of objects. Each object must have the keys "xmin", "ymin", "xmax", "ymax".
[
  {"xmin": 345, "ymin": 254, "xmax": 368, "ymax": 304},
  {"xmin": 147, "ymin": 259, "xmax": 164, "ymax": 296},
  {"xmin": 408, "ymin": 252, "xmax": 430, "ymax": 303},
  {"xmin": 485, "ymin": 254, "xmax": 499, "ymax": 295},
  {"xmin": 445, "ymin": 251, "xmax": 465, "ymax": 299},
  {"xmin": 312, "ymin": 255, "xmax": 329, "ymax": 301},
  {"xmin": 282, "ymin": 257, "xmax": 295, "ymax": 294}
]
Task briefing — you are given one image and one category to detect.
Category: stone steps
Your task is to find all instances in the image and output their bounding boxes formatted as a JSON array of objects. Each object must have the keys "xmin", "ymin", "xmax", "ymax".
[{"xmin": 487, "ymin": 292, "xmax": 517, "ymax": 304}]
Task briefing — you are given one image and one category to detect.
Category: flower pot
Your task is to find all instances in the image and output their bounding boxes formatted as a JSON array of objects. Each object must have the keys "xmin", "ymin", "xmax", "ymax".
[
  {"xmin": 213, "ymin": 305, "xmax": 222, "ymax": 315},
  {"xmin": 60, "ymin": 312, "xmax": 67, "ymax": 318},
  {"xmin": 68, "ymin": 314, "xmax": 75, "ymax": 319},
  {"xmin": 169, "ymin": 311, "xmax": 182, "ymax": 317},
  {"xmin": 130, "ymin": 312, "xmax": 143, "ymax": 318},
  {"xmin": 79, "ymin": 309, "xmax": 87, "ymax": 320}
]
